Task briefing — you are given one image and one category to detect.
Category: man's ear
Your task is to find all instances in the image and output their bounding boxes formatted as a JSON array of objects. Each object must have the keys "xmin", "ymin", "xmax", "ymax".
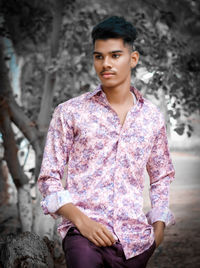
[{"xmin": 131, "ymin": 51, "xmax": 139, "ymax": 68}]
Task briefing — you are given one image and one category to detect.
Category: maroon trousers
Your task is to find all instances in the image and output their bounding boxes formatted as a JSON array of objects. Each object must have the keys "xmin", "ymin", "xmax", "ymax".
[{"xmin": 63, "ymin": 227, "xmax": 156, "ymax": 268}]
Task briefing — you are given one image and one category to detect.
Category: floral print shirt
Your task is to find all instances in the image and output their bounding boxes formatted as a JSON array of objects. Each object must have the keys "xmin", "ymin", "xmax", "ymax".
[{"xmin": 38, "ymin": 84, "xmax": 175, "ymax": 259}]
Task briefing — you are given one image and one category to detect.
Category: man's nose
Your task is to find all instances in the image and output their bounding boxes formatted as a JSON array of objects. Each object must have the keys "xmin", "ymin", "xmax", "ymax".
[{"xmin": 102, "ymin": 56, "xmax": 112, "ymax": 69}]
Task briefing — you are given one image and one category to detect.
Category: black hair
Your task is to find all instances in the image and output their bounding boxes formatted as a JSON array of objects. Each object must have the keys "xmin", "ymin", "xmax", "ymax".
[{"xmin": 91, "ymin": 16, "xmax": 137, "ymax": 49}]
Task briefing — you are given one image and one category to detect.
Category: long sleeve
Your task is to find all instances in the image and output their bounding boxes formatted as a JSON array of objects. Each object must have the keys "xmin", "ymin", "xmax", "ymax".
[
  {"xmin": 146, "ymin": 121, "xmax": 175, "ymax": 226},
  {"xmin": 37, "ymin": 104, "xmax": 74, "ymax": 218}
]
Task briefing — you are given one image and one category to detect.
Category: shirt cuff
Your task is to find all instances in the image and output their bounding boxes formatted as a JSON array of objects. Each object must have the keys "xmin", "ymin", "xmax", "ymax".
[
  {"xmin": 41, "ymin": 190, "xmax": 73, "ymax": 219},
  {"xmin": 146, "ymin": 207, "xmax": 175, "ymax": 227}
]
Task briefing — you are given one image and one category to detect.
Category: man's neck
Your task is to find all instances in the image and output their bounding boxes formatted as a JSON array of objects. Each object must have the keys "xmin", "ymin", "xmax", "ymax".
[{"xmin": 102, "ymin": 84, "xmax": 132, "ymax": 106}]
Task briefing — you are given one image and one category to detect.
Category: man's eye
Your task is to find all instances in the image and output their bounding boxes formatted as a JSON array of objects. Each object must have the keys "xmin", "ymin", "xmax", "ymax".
[
  {"xmin": 112, "ymin": 54, "xmax": 120, "ymax": 58},
  {"xmin": 95, "ymin": 55, "xmax": 103, "ymax": 60}
]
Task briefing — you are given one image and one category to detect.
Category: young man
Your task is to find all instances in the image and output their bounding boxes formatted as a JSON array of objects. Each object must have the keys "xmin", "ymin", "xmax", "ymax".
[{"xmin": 38, "ymin": 16, "xmax": 175, "ymax": 267}]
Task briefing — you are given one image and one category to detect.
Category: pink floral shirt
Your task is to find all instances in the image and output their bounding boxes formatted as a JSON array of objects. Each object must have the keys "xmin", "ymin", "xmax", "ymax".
[{"xmin": 38, "ymin": 85, "xmax": 175, "ymax": 259}]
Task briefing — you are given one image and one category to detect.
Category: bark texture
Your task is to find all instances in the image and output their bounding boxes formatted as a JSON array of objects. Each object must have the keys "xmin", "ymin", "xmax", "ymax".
[
  {"xmin": 18, "ymin": 184, "xmax": 33, "ymax": 232},
  {"xmin": 0, "ymin": 232, "xmax": 54, "ymax": 268},
  {"xmin": 0, "ymin": 162, "xmax": 9, "ymax": 206}
]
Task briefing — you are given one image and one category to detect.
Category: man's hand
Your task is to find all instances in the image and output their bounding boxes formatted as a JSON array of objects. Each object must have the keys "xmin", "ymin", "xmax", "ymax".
[
  {"xmin": 76, "ymin": 216, "xmax": 116, "ymax": 247},
  {"xmin": 153, "ymin": 221, "xmax": 165, "ymax": 248},
  {"xmin": 57, "ymin": 203, "xmax": 116, "ymax": 247}
]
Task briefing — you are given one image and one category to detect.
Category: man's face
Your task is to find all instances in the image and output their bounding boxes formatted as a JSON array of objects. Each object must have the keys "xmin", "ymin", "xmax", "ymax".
[{"xmin": 93, "ymin": 38, "xmax": 139, "ymax": 89}]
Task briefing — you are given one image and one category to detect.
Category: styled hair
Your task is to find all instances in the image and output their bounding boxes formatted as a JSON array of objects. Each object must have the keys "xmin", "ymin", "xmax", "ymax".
[{"xmin": 91, "ymin": 16, "xmax": 137, "ymax": 49}]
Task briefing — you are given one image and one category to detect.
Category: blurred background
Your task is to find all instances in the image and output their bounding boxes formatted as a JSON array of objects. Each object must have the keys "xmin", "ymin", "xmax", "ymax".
[{"xmin": 0, "ymin": 0, "xmax": 199, "ymax": 267}]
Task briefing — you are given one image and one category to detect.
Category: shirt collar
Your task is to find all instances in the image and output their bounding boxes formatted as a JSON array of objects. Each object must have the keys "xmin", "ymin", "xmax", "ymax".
[
  {"xmin": 86, "ymin": 84, "xmax": 103, "ymax": 99},
  {"xmin": 87, "ymin": 84, "xmax": 144, "ymax": 104}
]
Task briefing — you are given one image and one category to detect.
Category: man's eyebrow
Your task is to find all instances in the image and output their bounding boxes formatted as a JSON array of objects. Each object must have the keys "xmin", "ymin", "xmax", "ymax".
[
  {"xmin": 110, "ymin": 50, "xmax": 123, "ymax": 53},
  {"xmin": 93, "ymin": 50, "xmax": 124, "ymax": 55}
]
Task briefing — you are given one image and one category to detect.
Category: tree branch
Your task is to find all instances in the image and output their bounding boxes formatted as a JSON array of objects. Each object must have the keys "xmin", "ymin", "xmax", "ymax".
[
  {"xmin": 0, "ymin": 38, "xmax": 43, "ymax": 181},
  {"xmin": 0, "ymin": 105, "xmax": 28, "ymax": 188},
  {"xmin": 0, "ymin": 38, "xmax": 42, "ymax": 157},
  {"xmin": 9, "ymin": 96, "xmax": 42, "ymax": 156}
]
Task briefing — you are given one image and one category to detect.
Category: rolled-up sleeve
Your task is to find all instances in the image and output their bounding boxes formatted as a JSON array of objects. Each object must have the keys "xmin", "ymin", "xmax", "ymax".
[
  {"xmin": 37, "ymin": 104, "xmax": 74, "ymax": 218},
  {"xmin": 146, "ymin": 121, "xmax": 175, "ymax": 227}
]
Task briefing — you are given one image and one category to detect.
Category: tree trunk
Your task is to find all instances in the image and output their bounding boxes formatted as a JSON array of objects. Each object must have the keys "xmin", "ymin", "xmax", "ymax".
[
  {"xmin": 0, "ymin": 39, "xmax": 34, "ymax": 232},
  {"xmin": 0, "ymin": 0, "xmax": 65, "ymax": 238},
  {"xmin": 0, "ymin": 161, "xmax": 9, "ymax": 206},
  {"xmin": 0, "ymin": 107, "xmax": 28, "ymax": 188},
  {"xmin": 37, "ymin": 0, "xmax": 64, "ymax": 134},
  {"xmin": 33, "ymin": 0, "xmax": 64, "ymax": 239},
  {"xmin": 0, "ymin": 107, "xmax": 33, "ymax": 232},
  {"xmin": 32, "ymin": 188, "xmax": 55, "ymax": 239},
  {"xmin": 18, "ymin": 184, "xmax": 33, "ymax": 232}
]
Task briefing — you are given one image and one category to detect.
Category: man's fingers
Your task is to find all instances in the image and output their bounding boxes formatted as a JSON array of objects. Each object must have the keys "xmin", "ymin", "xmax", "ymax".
[
  {"xmin": 96, "ymin": 230, "xmax": 113, "ymax": 246},
  {"xmin": 93, "ymin": 233, "xmax": 107, "ymax": 247},
  {"xmin": 90, "ymin": 237, "xmax": 102, "ymax": 247},
  {"xmin": 102, "ymin": 227, "xmax": 116, "ymax": 244},
  {"xmin": 78, "ymin": 219, "xmax": 116, "ymax": 247}
]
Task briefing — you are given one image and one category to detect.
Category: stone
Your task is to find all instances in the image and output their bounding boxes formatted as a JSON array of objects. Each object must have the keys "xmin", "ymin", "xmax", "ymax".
[{"xmin": 0, "ymin": 232, "xmax": 54, "ymax": 268}]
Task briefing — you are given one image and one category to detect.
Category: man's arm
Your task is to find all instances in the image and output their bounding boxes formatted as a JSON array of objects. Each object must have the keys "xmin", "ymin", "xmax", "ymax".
[
  {"xmin": 146, "ymin": 122, "xmax": 175, "ymax": 248},
  {"xmin": 38, "ymin": 105, "xmax": 115, "ymax": 246},
  {"xmin": 57, "ymin": 203, "xmax": 116, "ymax": 247},
  {"xmin": 37, "ymin": 105, "xmax": 74, "ymax": 218}
]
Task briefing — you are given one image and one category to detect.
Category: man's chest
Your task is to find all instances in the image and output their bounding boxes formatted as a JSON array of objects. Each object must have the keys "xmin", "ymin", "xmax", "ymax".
[
  {"xmin": 109, "ymin": 104, "xmax": 132, "ymax": 127},
  {"xmin": 72, "ymin": 104, "xmax": 155, "ymax": 152}
]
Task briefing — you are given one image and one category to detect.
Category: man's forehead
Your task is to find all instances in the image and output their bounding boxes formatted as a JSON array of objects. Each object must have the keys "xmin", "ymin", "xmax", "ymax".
[{"xmin": 94, "ymin": 38, "xmax": 129, "ymax": 52}]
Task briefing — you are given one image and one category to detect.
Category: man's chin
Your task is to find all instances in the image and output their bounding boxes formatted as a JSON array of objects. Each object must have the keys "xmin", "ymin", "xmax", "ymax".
[{"xmin": 101, "ymin": 80, "xmax": 118, "ymax": 89}]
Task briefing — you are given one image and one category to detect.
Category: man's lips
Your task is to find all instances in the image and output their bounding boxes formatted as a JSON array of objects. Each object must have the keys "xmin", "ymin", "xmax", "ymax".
[{"xmin": 101, "ymin": 72, "xmax": 116, "ymax": 78}]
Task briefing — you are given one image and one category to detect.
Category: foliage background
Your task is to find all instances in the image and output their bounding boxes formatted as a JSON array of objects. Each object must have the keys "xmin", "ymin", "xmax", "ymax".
[{"xmin": 1, "ymin": 0, "xmax": 200, "ymax": 131}]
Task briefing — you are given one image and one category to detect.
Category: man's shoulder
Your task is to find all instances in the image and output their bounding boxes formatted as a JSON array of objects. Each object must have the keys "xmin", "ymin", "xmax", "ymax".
[
  {"xmin": 142, "ymin": 97, "xmax": 164, "ymax": 123},
  {"xmin": 58, "ymin": 91, "xmax": 92, "ymax": 110},
  {"xmin": 132, "ymin": 87, "xmax": 163, "ymax": 119},
  {"xmin": 143, "ymin": 97, "xmax": 161, "ymax": 113}
]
